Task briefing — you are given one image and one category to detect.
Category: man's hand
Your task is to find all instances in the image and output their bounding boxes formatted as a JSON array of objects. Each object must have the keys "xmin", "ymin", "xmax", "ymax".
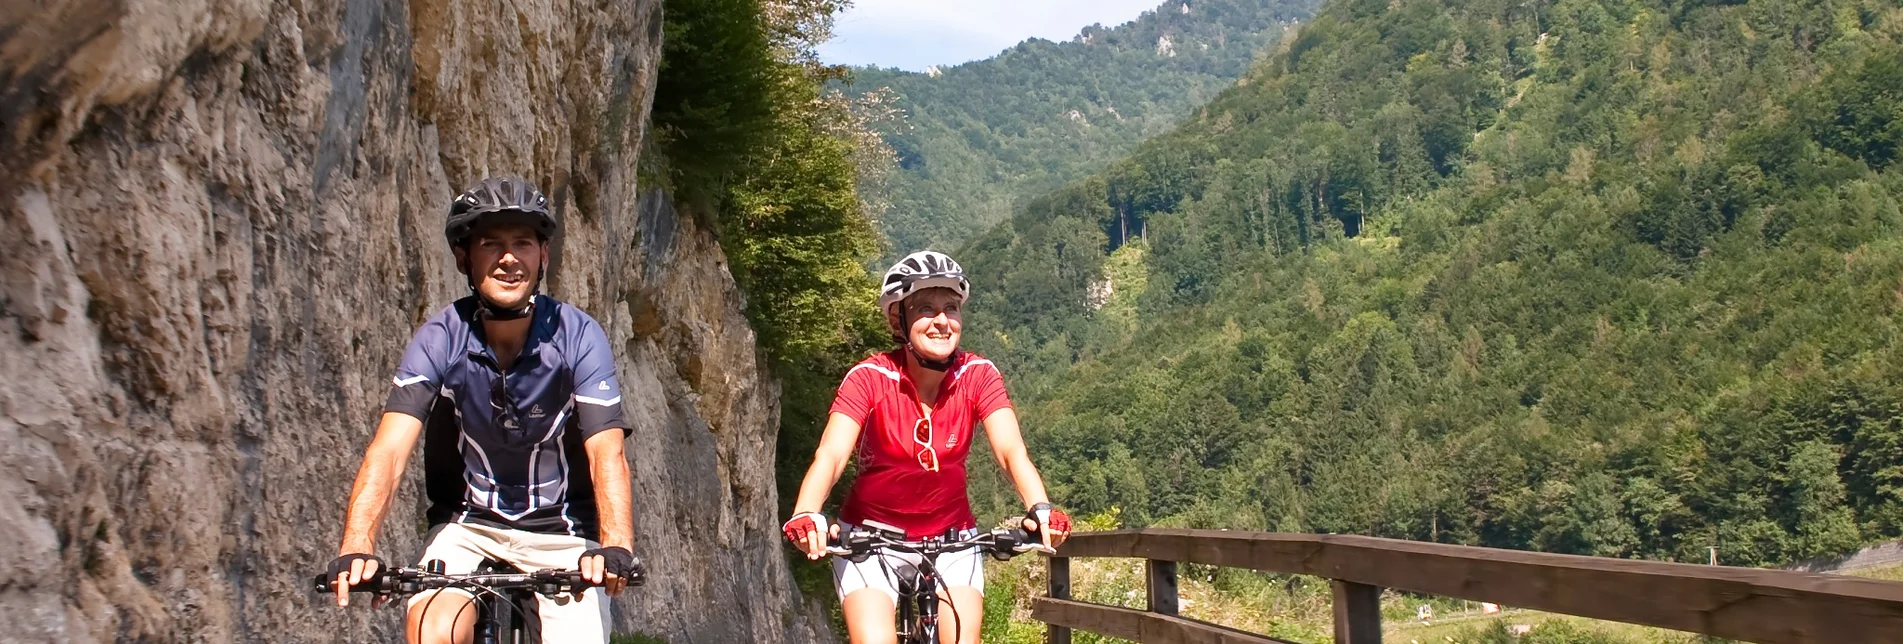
[
  {"xmin": 783, "ymin": 512, "xmax": 837, "ymax": 560},
  {"xmin": 1024, "ymin": 502, "xmax": 1071, "ymax": 552},
  {"xmin": 328, "ymin": 553, "xmax": 385, "ymax": 607},
  {"xmin": 578, "ymin": 546, "xmax": 641, "ymax": 596}
]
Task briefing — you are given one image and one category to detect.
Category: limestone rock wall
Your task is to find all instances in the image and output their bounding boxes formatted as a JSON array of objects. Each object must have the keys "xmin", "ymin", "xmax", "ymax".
[{"xmin": 0, "ymin": 0, "xmax": 831, "ymax": 641}]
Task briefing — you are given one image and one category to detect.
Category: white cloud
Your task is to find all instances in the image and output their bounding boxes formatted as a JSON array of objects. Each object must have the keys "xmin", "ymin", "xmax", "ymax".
[{"xmin": 819, "ymin": 0, "xmax": 1170, "ymax": 71}]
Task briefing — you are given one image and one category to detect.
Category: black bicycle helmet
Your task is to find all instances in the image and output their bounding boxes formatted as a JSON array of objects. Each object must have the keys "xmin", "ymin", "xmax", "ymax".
[{"xmin": 445, "ymin": 176, "xmax": 557, "ymax": 246}]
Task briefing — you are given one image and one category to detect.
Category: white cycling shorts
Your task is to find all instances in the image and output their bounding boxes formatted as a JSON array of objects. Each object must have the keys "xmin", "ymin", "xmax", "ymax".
[{"xmin": 832, "ymin": 528, "xmax": 985, "ymax": 605}]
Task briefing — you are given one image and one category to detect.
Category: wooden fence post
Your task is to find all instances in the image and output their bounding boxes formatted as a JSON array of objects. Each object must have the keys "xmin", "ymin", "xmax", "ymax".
[
  {"xmin": 1147, "ymin": 560, "xmax": 1179, "ymax": 616},
  {"xmin": 1048, "ymin": 556, "xmax": 1071, "ymax": 644},
  {"xmin": 1332, "ymin": 580, "xmax": 1382, "ymax": 644}
]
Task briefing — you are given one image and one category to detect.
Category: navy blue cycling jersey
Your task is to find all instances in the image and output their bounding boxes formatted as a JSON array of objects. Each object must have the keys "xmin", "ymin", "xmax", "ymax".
[{"xmin": 384, "ymin": 296, "xmax": 629, "ymax": 539}]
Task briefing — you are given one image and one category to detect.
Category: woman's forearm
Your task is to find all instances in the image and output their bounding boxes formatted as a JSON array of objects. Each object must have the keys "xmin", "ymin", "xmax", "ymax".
[
  {"xmin": 793, "ymin": 412, "xmax": 864, "ymax": 515},
  {"xmin": 1002, "ymin": 452, "xmax": 1051, "ymax": 509},
  {"xmin": 982, "ymin": 408, "xmax": 1050, "ymax": 509},
  {"xmin": 792, "ymin": 453, "xmax": 848, "ymax": 514}
]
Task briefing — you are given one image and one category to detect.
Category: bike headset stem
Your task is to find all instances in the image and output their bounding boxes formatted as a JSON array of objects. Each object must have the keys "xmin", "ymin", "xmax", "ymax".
[
  {"xmin": 867, "ymin": 539, "xmax": 971, "ymax": 643},
  {"xmin": 409, "ymin": 570, "xmax": 557, "ymax": 644}
]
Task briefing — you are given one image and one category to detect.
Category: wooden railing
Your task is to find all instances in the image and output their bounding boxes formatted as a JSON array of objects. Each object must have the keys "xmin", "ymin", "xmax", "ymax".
[{"xmin": 1033, "ymin": 529, "xmax": 1903, "ymax": 644}]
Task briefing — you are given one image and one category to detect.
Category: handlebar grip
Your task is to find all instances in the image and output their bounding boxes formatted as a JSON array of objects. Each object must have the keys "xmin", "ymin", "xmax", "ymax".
[
  {"xmin": 628, "ymin": 558, "xmax": 649, "ymax": 587},
  {"xmin": 314, "ymin": 571, "xmax": 392, "ymax": 594},
  {"xmin": 534, "ymin": 567, "xmax": 649, "ymax": 590},
  {"xmin": 536, "ymin": 569, "xmax": 596, "ymax": 588},
  {"xmin": 817, "ymin": 525, "xmax": 859, "ymax": 558}
]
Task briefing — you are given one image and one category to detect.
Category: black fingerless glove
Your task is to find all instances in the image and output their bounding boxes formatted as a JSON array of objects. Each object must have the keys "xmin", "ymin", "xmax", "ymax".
[
  {"xmin": 580, "ymin": 546, "xmax": 645, "ymax": 585},
  {"xmin": 327, "ymin": 553, "xmax": 386, "ymax": 586}
]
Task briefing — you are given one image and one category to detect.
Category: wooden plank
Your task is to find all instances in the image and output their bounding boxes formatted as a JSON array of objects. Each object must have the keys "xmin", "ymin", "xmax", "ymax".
[
  {"xmin": 1149, "ymin": 560, "xmax": 1180, "ymax": 616},
  {"xmin": 1330, "ymin": 580, "xmax": 1381, "ymax": 644},
  {"xmin": 1053, "ymin": 530, "xmax": 1903, "ymax": 644},
  {"xmin": 1049, "ymin": 557, "xmax": 1072, "ymax": 644},
  {"xmin": 1032, "ymin": 597, "xmax": 1299, "ymax": 644}
]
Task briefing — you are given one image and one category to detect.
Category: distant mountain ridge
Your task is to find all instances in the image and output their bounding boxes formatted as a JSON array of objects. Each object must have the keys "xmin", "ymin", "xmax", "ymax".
[
  {"xmin": 849, "ymin": 0, "xmax": 1320, "ymax": 255},
  {"xmin": 955, "ymin": 0, "xmax": 1903, "ymax": 570}
]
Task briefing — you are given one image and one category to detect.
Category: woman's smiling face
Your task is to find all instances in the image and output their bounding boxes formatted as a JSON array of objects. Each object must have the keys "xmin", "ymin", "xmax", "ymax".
[{"xmin": 895, "ymin": 287, "xmax": 963, "ymax": 360}]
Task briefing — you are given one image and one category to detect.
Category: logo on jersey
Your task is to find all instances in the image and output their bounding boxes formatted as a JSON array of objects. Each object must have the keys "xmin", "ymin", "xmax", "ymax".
[
  {"xmin": 529, "ymin": 404, "xmax": 547, "ymax": 419},
  {"xmin": 597, "ymin": 380, "xmax": 611, "ymax": 391}
]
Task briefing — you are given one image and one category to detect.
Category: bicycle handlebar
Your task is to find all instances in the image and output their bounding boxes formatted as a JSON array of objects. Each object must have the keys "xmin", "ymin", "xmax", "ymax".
[
  {"xmin": 825, "ymin": 524, "xmax": 1054, "ymax": 562},
  {"xmin": 312, "ymin": 562, "xmax": 640, "ymax": 598}
]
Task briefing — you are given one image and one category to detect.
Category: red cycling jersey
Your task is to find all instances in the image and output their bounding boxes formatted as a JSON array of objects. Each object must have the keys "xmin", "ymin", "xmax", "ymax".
[{"xmin": 830, "ymin": 350, "xmax": 1013, "ymax": 538}]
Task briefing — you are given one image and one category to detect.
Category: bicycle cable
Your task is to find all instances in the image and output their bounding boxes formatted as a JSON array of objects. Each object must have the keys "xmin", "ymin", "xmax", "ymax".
[
  {"xmin": 925, "ymin": 557, "xmax": 966, "ymax": 644},
  {"xmin": 870, "ymin": 543, "xmax": 971, "ymax": 644},
  {"xmin": 406, "ymin": 570, "xmax": 553, "ymax": 642},
  {"xmin": 412, "ymin": 584, "xmax": 481, "ymax": 644},
  {"xmin": 450, "ymin": 578, "xmax": 542, "ymax": 639}
]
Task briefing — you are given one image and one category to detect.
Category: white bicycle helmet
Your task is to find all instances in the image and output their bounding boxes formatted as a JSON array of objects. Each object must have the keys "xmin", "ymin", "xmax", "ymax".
[{"xmin": 879, "ymin": 251, "xmax": 970, "ymax": 310}]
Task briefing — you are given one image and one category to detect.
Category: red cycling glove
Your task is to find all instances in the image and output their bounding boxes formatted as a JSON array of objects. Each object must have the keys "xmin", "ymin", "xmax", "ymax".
[
  {"xmin": 1047, "ymin": 508, "xmax": 1072, "ymax": 533},
  {"xmin": 1030, "ymin": 502, "xmax": 1071, "ymax": 535},
  {"xmin": 783, "ymin": 512, "xmax": 828, "ymax": 544}
]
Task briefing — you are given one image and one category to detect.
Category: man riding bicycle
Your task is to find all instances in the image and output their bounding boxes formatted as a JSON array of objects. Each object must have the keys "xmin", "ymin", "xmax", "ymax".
[
  {"xmin": 783, "ymin": 250, "xmax": 1073, "ymax": 644},
  {"xmin": 328, "ymin": 176, "xmax": 639, "ymax": 643}
]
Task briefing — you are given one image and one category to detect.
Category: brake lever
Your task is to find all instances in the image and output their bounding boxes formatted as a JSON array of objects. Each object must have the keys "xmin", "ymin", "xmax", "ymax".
[
  {"xmin": 831, "ymin": 530, "xmax": 886, "ymax": 562},
  {"xmin": 824, "ymin": 527, "xmax": 855, "ymax": 557}
]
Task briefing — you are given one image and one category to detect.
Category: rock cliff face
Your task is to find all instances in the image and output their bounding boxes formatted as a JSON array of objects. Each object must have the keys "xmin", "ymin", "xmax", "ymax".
[{"xmin": 0, "ymin": 0, "xmax": 830, "ymax": 641}]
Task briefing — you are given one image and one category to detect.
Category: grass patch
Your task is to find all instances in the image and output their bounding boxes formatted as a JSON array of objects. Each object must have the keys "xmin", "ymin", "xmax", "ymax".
[
  {"xmin": 1842, "ymin": 562, "xmax": 1903, "ymax": 582},
  {"xmin": 609, "ymin": 633, "xmax": 668, "ymax": 644}
]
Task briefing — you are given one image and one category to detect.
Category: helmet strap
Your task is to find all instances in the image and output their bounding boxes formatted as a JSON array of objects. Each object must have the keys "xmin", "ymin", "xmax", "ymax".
[
  {"xmin": 476, "ymin": 292, "xmax": 536, "ymax": 321},
  {"xmin": 909, "ymin": 345, "xmax": 954, "ymax": 372}
]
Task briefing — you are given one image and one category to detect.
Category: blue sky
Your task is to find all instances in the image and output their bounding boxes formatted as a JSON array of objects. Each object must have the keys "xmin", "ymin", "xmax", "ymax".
[{"xmin": 818, "ymin": 0, "xmax": 1169, "ymax": 72}]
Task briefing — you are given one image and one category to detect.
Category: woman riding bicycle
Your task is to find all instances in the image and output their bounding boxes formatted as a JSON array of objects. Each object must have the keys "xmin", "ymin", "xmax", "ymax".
[{"xmin": 783, "ymin": 251, "xmax": 1072, "ymax": 644}]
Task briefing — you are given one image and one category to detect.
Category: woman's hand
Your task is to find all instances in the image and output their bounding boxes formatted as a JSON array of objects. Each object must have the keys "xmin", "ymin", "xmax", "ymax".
[
  {"xmin": 783, "ymin": 512, "xmax": 838, "ymax": 560},
  {"xmin": 1026, "ymin": 502, "xmax": 1072, "ymax": 551}
]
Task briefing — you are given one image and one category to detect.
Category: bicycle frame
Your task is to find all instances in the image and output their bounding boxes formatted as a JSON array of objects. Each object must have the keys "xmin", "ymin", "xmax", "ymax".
[
  {"xmin": 892, "ymin": 558, "xmax": 940, "ymax": 644},
  {"xmin": 830, "ymin": 524, "xmax": 1046, "ymax": 644},
  {"xmin": 317, "ymin": 556, "xmax": 641, "ymax": 644},
  {"xmin": 470, "ymin": 559, "xmax": 540, "ymax": 644}
]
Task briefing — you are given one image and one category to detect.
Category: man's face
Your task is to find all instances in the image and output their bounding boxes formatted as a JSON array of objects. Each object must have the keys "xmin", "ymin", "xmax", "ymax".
[{"xmin": 455, "ymin": 223, "xmax": 544, "ymax": 309}]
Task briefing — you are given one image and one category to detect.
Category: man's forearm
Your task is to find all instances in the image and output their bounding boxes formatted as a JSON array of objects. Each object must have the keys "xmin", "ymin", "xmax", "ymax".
[
  {"xmin": 591, "ymin": 440, "xmax": 634, "ymax": 550},
  {"xmin": 338, "ymin": 447, "xmax": 406, "ymax": 554},
  {"xmin": 338, "ymin": 412, "xmax": 423, "ymax": 554}
]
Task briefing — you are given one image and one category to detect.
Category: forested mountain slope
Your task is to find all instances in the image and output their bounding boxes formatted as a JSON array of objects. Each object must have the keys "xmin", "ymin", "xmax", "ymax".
[
  {"xmin": 849, "ymin": 0, "xmax": 1317, "ymax": 254},
  {"xmin": 961, "ymin": 0, "xmax": 1903, "ymax": 567}
]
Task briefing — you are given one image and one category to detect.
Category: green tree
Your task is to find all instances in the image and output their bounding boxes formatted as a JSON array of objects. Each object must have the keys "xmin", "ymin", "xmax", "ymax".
[{"xmin": 941, "ymin": 0, "xmax": 1903, "ymax": 570}]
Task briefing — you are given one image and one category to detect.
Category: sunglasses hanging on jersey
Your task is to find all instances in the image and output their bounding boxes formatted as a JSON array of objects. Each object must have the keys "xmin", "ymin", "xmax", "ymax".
[
  {"xmin": 490, "ymin": 373, "xmax": 523, "ymax": 431},
  {"xmin": 913, "ymin": 417, "xmax": 940, "ymax": 472}
]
